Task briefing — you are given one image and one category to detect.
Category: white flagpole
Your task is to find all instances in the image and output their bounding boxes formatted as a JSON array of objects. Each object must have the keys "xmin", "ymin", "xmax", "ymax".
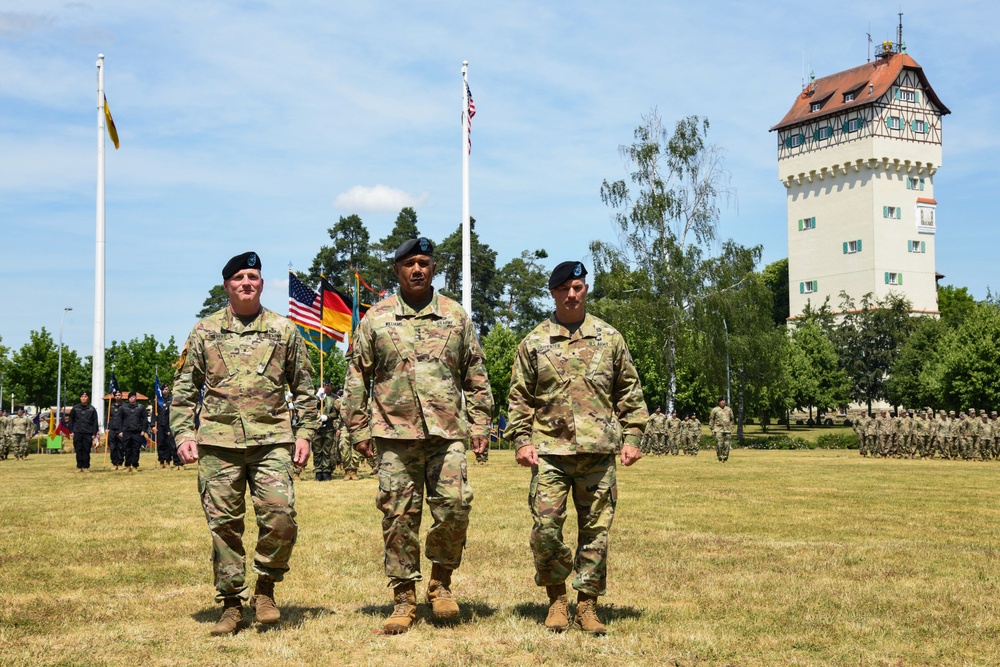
[
  {"xmin": 93, "ymin": 54, "xmax": 107, "ymax": 427},
  {"xmin": 461, "ymin": 60, "xmax": 472, "ymax": 316}
]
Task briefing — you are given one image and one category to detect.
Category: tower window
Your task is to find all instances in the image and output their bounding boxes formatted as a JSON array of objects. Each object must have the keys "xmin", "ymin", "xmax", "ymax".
[
  {"xmin": 912, "ymin": 120, "xmax": 928, "ymax": 133},
  {"xmin": 885, "ymin": 272, "xmax": 902, "ymax": 286},
  {"xmin": 798, "ymin": 216, "xmax": 816, "ymax": 231},
  {"xmin": 919, "ymin": 207, "xmax": 935, "ymax": 227},
  {"xmin": 898, "ymin": 89, "xmax": 917, "ymax": 103},
  {"xmin": 907, "ymin": 240, "xmax": 926, "ymax": 253},
  {"xmin": 907, "ymin": 177, "xmax": 925, "ymax": 191},
  {"xmin": 884, "ymin": 206, "xmax": 901, "ymax": 219},
  {"xmin": 801, "ymin": 280, "xmax": 818, "ymax": 294},
  {"xmin": 886, "ymin": 116, "xmax": 902, "ymax": 130},
  {"xmin": 814, "ymin": 126, "xmax": 833, "ymax": 140},
  {"xmin": 844, "ymin": 117, "xmax": 864, "ymax": 133}
]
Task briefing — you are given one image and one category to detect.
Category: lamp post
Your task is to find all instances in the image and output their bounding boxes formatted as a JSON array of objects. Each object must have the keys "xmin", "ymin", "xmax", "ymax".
[{"xmin": 57, "ymin": 307, "xmax": 73, "ymax": 435}]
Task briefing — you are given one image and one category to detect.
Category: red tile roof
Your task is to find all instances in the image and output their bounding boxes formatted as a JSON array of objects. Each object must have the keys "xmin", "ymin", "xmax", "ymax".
[
  {"xmin": 770, "ymin": 53, "xmax": 950, "ymax": 132},
  {"xmin": 917, "ymin": 197, "xmax": 937, "ymax": 204}
]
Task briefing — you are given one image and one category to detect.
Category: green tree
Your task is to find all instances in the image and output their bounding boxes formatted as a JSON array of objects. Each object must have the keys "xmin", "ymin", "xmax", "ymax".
[
  {"xmin": 306, "ymin": 344, "xmax": 349, "ymax": 388},
  {"xmin": 105, "ymin": 335, "xmax": 180, "ymax": 399},
  {"xmin": 937, "ymin": 284, "xmax": 976, "ymax": 328},
  {"xmin": 593, "ymin": 111, "xmax": 734, "ymax": 413},
  {"xmin": 436, "ymin": 218, "xmax": 501, "ymax": 337},
  {"xmin": 940, "ymin": 303, "xmax": 1000, "ymax": 409},
  {"xmin": 197, "ymin": 284, "xmax": 228, "ymax": 318},
  {"xmin": 7, "ymin": 328, "xmax": 61, "ymax": 408},
  {"xmin": 497, "ymin": 249, "xmax": 549, "ymax": 334},
  {"xmin": 308, "ymin": 214, "xmax": 376, "ymax": 289},
  {"xmin": 481, "ymin": 324, "xmax": 519, "ymax": 417},
  {"xmin": 887, "ymin": 317, "xmax": 950, "ymax": 409},
  {"xmin": 787, "ymin": 320, "xmax": 850, "ymax": 419},
  {"xmin": 761, "ymin": 258, "xmax": 789, "ymax": 327},
  {"xmin": 835, "ymin": 292, "xmax": 915, "ymax": 412}
]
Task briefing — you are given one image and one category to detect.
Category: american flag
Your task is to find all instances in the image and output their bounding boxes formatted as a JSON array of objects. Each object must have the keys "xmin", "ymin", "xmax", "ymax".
[
  {"xmin": 465, "ymin": 81, "xmax": 476, "ymax": 154},
  {"xmin": 288, "ymin": 272, "xmax": 343, "ymax": 341}
]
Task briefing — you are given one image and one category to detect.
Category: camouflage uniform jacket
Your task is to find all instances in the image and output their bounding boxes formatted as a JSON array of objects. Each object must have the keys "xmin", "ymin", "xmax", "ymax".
[
  {"xmin": 343, "ymin": 291, "xmax": 493, "ymax": 444},
  {"xmin": 506, "ymin": 313, "xmax": 647, "ymax": 455},
  {"xmin": 667, "ymin": 416, "xmax": 682, "ymax": 436},
  {"xmin": 709, "ymin": 406, "xmax": 734, "ymax": 434},
  {"xmin": 10, "ymin": 415, "xmax": 35, "ymax": 436},
  {"xmin": 319, "ymin": 394, "xmax": 337, "ymax": 430},
  {"xmin": 171, "ymin": 306, "xmax": 319, "ymax": 449}
]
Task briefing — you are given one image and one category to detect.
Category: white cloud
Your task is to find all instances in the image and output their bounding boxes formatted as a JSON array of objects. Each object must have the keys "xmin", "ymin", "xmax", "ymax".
[
  {"xmin": 0, "ymin": 11, "xmax": 53, "ymax": 37},
  {"xmin": 333, "ymin": 185, "xmax": 429, "ymax": 213}
]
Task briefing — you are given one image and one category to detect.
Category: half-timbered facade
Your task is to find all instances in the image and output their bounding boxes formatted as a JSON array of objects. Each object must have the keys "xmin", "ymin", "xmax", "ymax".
[{"xmin": 771, "ymin": 45, "xmax": 950, "ymax": 320}]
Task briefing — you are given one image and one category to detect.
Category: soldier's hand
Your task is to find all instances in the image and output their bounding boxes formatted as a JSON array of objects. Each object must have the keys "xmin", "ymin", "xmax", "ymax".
[
  {"xmin": 515, "ymin": 444, "xmax": 538, "ymax": 467},
  {"xmin": 177, "ymin": 440, "xmax": 199, "ymax": 464},
  {"xmin": 620, "ymin": 445, "xmax": 642, "ymax": 467},
  {"xmin": 293, "ymin": 438, "xmax": 310, "ymax": 467},
  {"xmin": 471, "ymin": 435, "xmax": 489, "ymax": 455},
  {"xmin": 354, "ymin": 439, "xmax": 374, "ymax": 459}
]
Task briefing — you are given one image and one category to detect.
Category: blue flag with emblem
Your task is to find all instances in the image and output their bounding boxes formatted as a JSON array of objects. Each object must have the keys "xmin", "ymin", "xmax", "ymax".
[
  {"xmin": 108, "ymin": 371, "xmax": 119, "ymax": 396},
  {"xmin": 154, "ymin": 373, "xmax": 164, "ymax": 409}
]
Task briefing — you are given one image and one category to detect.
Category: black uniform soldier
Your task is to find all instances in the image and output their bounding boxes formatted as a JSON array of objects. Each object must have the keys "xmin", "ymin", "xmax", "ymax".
[
  {"xmin": 120, "ymin": 391, "xmax": 149, "ymax": 472},
  {"xmin": 156, "ymin": 385, "xmax": 180, "ymax": 469},
  {"xmin": 108, "ymin": 391, "xmax": 125, "ymax": 470},
  {"xmin": 68, "ymin": 391, "xmax": 99, "ymax": 472}
]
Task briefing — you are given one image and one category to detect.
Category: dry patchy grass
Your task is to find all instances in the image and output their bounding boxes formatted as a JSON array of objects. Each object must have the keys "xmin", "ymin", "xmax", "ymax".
[{"xmin": 0, "ymin": 448, "xmax": 998, "ymax": 666}]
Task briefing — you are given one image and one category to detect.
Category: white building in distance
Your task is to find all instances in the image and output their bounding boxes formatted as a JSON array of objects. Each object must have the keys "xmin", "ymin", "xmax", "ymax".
[{"xmin": 771, "ymin": 39, "xmax": 950, "ymax": 320}]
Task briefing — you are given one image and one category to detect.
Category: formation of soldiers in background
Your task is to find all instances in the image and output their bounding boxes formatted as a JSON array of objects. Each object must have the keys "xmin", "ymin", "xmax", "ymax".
[
  {"xmin": 0, "ymin": 408, "xmax": 38, "ymax": 460},
  {"xmin": 640, "ymin": 408, "xmax": 703, "ymax": 456},
  {"xmin": 853, "ymin": 408, "xmax": 1000, "ymax": 460}
]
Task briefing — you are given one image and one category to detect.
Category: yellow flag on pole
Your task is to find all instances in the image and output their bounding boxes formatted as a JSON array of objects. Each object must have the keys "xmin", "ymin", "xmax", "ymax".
[{"xmin": 104, "ymin": 95, "xmax": 120, "ymax": 149}]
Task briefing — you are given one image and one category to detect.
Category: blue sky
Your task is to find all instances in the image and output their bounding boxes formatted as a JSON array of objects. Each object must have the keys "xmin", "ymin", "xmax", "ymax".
[{"xmin": 1, "ymin": 1, "xmax": 997, "ymax": 356}]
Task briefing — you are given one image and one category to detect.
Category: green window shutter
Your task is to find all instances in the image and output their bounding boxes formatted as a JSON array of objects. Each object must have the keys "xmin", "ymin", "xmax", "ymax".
[
  {"xmin": 915, "ymin": 91, "xmax": 921, "ymax": 103},
  {"xmin": 843, "ymin": 121, "xmax": 850, "ymax": 133},
  {"xmin": 907, "ymin": 240, "xmax": 912, "ymax": 251},
  {"xmin": 898, "ymin": 273, "xmax": 903, "ymax": 285},
  {"xmin": 814, "ymin": 280, "xmax": 818, "ymax": 291},
  {"xmin": 911, "ymin": 120, "xmax": 917, "ymax": 132},
  {"xmin": 921, "ymin": 241, "xmax": 926, "ymax": 253},
  {"xmin": 798, "ymin": 219, "xmax": 803, "ymax": 231},
  {"xmin": 883, "ymin": 206, "xmax": 888, "ymax": 218},
  {"xmin": 897, "ymin": 207, "xmax": 902, "ymax": 220},
  {"xmin": 920, "ymin": 178, "xmax": 925, "ymax": 190},
  {"xmin": 894, "ymin": 87, "xmax": 901, "ymax": 100},
  {"xmin": 799, "ymin": 282, "xmax": 805, "ymax": 294},
  {"xmin": 843, "ymin": 242, "xmax": 848, "ymax": 254},
  {"xmin": 813, "ymin": 129, "xmax": 819, "ymax": 141},
  {"xmin": 884, "ymin": 272, "xmax": 889, "ymax": 284},
  {"xmin": 857, "ymin": 239, "xmax": 862, "ymax": 252},
  {"xmin": 885, "ymin": 117, "xmax": 891, "ymax": 129}
]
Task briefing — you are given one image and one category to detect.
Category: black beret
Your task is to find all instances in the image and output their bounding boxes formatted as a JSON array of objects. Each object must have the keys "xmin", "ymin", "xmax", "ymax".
[
  {"xmin": 80, "ymin": 391, "xmax": 89, "ymax": 397},
  {"xmin": 548, "ymin": 261, "xmax": 587, "ymax": 289},
  {"xmin": 128, "ymin": 391, "xmax": 137, "ymax": 398},
  {"xmin": 222, "ymin": 251, "xmax": 262, "ymax": 280},
  {"xmin": 394, "ymin": 237, "xmax": 434, "ymax": 263},
  {"xmin": 719, "ymin": 397, "xmax": 726, "ymax": 403}
]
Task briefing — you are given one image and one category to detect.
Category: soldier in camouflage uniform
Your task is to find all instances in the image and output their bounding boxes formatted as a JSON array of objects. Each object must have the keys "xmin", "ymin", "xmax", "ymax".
[
  {"xmin": 507, "ymin": 261, "xmax": 647, "ymax": 636},
  {"xmin": 978, "ymin": 412, "xmax": 993, "ymax": 461},
  {"xmin": 667, "ymin": 411, "xmax": 681, "ymax": 455},
  {"xmin": 10, "ymin": 407, "xmax": 36, "ymax": 460},
  {"xmin": 863, "ymin": 412, "xmax": 877, "ymax": 457},
  {"xmin": 311, "ymin": 380, "xmax": 338, "ymax": 481},
  {"xmin": 991, "ymin": 412, "xmax": 1000, "ymax": 460},
  {"xmin": 875, "ymin": 410, "xmax": 892, "ymax": 458},
  {"xmin": 912, "ymin": 411, "xmax": 931, "ymax": 458},
  {"xmin": 687, "ymin": 413, "xmax": 702, "ymax": 455},
  {"xmin": 709, "ymin": 398, "xmax": 734, "ymax": 462},
  {"xmin": 0, "ymin": 410, "xmax": 9, "ymax": 460},
  {"xmin": 960, "ymin": 409, "xmax": 976, "ymax": 460},
  {"xmin": 172, "ymin": 252, "xmax": 318, "ymax": 636},
  {"xmin": 642, "ymin": 408, "xmax": 662, "ymax": 455},
  {"xmin": 343, "ymin": 237, "xmax": 493, "ymax": 634}
]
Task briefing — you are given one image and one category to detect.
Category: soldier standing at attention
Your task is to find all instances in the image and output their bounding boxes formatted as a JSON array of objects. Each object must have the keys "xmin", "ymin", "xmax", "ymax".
[
  {"xmin": 68, "ymin": 391, "xmax": 99, "ymax": 472},
  {"xmin": 0, "ymin": 410, "xmax": 8, "ymax": 460},
  {"xmin": 343, "ymin": 237, "xmax": 493, "ymax": 634},
  {"xmin": 507, "ymin": 261, "xmax": 647, "ymax": 636},
  {"xmin": 108, "ymin": 391, "xmax": 125, "ymax": 470},
  {"xmin": 688, "ymin": 413, "xmax": 702, "ymax": 455},
  {"xmin": 172, "ymin": 252, "xmax": 318, "ymax": 636},
  {"xmin": 120, "ymin": 391, "xmax": 149, "ymax": 472},
  {"xmin": 668, "ymin": 411, "xmax": 681, "ymax": 455},
  {"xmin": 10, "ymin": 407, "xmax": 36, "ymax": 460},
  {"xmin": 312, "ymin": 380, "xmax": 337, "ymax": 481},
  {"xmin": 156, "ymin": 385, "xmax": 179, "ymax": 469},
  {"xmin": 709, "ymin": 398, "xmax": 734, "ymax": 463}
]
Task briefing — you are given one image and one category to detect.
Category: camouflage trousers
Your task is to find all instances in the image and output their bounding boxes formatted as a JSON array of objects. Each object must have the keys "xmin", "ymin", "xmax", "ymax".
[
  {"xmin": 0, "ymin": 437, "xmax": 8, "ymax": 458},
  {"xmin": 668, "ymin": 434, "xmax": 680, "ymax": 456},
  {"xmin": 312, "ymin": 427, "xmax": 338, "ymax": 475},
  {"xmin": 651, "ymin": 433, "xmax": 666, "ymax": 455},
  {"xmin": 529, "ymin": 454, "xmax": 616, "ymax": 597},
  {"xmin": 714, "ymin": 431, "xmax": 732, "ymax": 461},
  {"xmin": 197, "ymin": 444, "xmax": 297, "ymax": 603},
  {"xmin": 376, "ymin": 437, "xmax": 473, "ymax": 586},
  {"xmin": 11, "ymin": 434, "xmax": 29, "ymax": 458}
]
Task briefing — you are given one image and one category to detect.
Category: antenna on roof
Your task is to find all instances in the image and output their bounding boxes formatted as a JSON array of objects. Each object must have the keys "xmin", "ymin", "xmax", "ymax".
[
  {"xmin": 897, "ymin": 11, "xmax": 905, "ymax": 53},
  {"xmin": 867, "ymin": 22, "xmax": 872, "ymax": 62},
  {"xmin": 801, "ymin": 51, "xmax": 805, "ymax": 90}
]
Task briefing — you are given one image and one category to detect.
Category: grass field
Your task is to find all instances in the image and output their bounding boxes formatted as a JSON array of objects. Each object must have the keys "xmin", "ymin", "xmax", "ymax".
[{"xmin": 2, "ymin": 447, "xmax": 998, "ymax": 667}]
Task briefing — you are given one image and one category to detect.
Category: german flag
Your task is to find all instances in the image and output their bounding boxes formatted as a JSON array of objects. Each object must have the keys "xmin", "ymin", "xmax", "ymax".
[{"xmin": 320, "ymin": 278, "xmax": 354, "ymax": 337}]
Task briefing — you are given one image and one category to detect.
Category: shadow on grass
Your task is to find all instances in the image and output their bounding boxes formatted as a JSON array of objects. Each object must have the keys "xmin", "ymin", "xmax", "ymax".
[
  {"xmin": 355, "ymin": 600, "xmax": 498, "ymax": 627},
  {"xmin": 191, "ymin": 604, "xmax": 335, "ymax": 631},
  {"xmin": 513, "ymin": 601, "xmax": 644, "ymax": 624}
]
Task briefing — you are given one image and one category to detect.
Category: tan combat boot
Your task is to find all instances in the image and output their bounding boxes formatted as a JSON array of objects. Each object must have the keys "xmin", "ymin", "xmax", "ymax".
[
  {"xmin": 383, "ymin": 582, "xmax": 418, "ymax": 634},
  {"xmin": 574, "ymin": 593, "xmax": 607, "ymax": 635},
  {"xmin": 544, "ymin": 583, "xmax": 569, "ymax": 632},
  {"xmin": 210, "ymin": 597, "xmax": 244, "ymax": 636},
  {"xmin": 251, "ymin": 577, "xmax": 281, "ymax": 625},
  {"xmin": 426, "ymin": 563, "xmax": 460, "ymax": 620}
]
